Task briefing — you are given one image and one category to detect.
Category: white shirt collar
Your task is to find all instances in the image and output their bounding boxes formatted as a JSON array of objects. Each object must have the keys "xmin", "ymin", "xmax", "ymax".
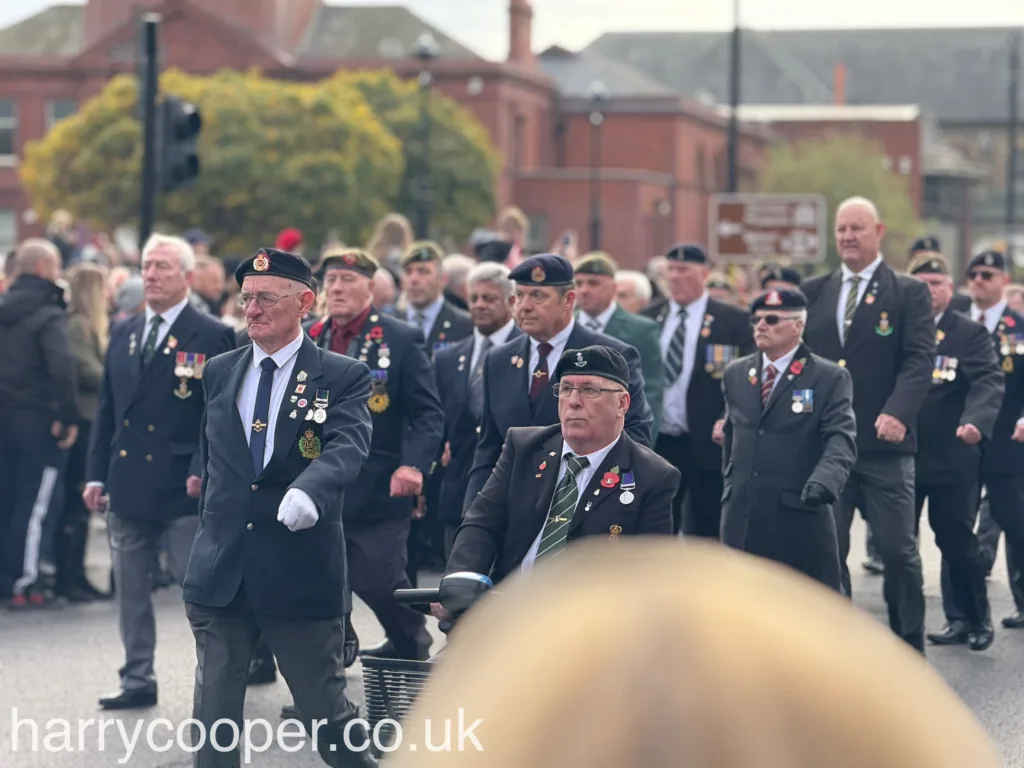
[
  {"xmin": 561, "ymin": 433, "xmax": 620, "ymax": 467},
  {"xmin": 145, "ymin": 295, "xmax": 189, "ymax": 328},
  {"xmin": 252, "ymin": 330, "xmax": 304, "ymax": 370},
  {"xmin": 973, "ymin": 300, "xmax": 1007, "ymax": 325},
  {"xmin": 840, "ymin": 254, "xmax": 883, "ymax": 282},
  {"xmin": 669, "ymin": 291, "xmax": 709, "ymax": 319},
  {"xmin": 580, "ymin": 302, "xmax": 617, "ymax": 330},
  {"xmin": 533, "ymin": 317, "xmax": 575, "ymax": 352},
  {"xmin": 763, "ymin": 343, "xmax": 800, "ymax": 374},
  {"xmin": 474, "ymin": 317, "xmax": 516, "ymax": 347}
]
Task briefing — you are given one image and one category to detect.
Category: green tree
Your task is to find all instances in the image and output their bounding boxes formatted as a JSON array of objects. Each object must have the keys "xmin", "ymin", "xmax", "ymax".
[
  {"xmin": 754, "ymin": 134, "xmax": 924, "ymax": 272},
  {"xmin": 327, "ymin": 70, "xmax": 501, "ymax": 245},
  {"xmin": 21, "ymin": 69, "xmax": 404, "ymax": 255}
]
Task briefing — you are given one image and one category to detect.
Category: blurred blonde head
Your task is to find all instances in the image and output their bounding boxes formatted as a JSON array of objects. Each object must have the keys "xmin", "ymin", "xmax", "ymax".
[
  {"xmin": 367, "ymin": 213, "xmax": 414, "ymax": 267},
  {"xmin": 391, "ymin": 540, "xmax": 999, "ymax": 768},
  {"xmin": 68, "ymin": 262, "xmax": 110, "ymax": 355}
]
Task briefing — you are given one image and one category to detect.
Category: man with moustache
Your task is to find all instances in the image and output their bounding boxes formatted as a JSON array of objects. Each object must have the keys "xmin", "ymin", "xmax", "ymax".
[
  {"xmin": 575, "ymin": 252, "xmax": 664, "ymax": 437},
  {"xmin": 718, "ymin": 289, "xmax": 856, "ymax": 590},
  {"xmin": 434, "ymin": 262, "xmax": 520, "ymax": 555},
  {"xmin": 904, "ymin": 252, "xmax": 1002, "ymax": 651},
  {"xmin": 644, "ymin": 244, "xmax": 753, "ymax": 537},
  {"xmin": 464, "ymin": 254, "xmax": 653, "ymax": 511},
  {"xmin": 801, "ymin": 196, "xmax": 933, "ymax": 652},
  {"xmin": 182, "ymin": 248, "xmax": 377, "ymax": 768},
  {"xmin": 400, "ymin": 241, "xmax": 473, "ymax": 355}
]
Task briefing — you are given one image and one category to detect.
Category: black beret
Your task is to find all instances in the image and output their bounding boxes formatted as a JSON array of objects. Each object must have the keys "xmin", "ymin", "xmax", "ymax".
[
  {"xmin": 907, "ymin": 252, "xmax": 950, "ymax": 276},
  {"xmin": 320, "ymin": 247, "xmax": 380, "ymax": 280},
  {"xmin": 910, "ymin": 235, "xmax": 941, "ymax": 255},
  {"xmin": 475, "ymin": 239, "xmax": 513, "ymax": 264},
  {"xmin": 235, "ymin": 248, "xmax": 312, "ymax": 288},
  {"xmin": 401, "ymin": 240, "xmax": 444, "ymax": 268},
  {"xmin": 509, "ymin": 253, "xmax": 575, "ymax": 286},
  {"xmin": 574, "ymin": 252, "xmax": 618, "ymax": 277},
  {"xmin": 968, "ymin": 250, "xmax": 1007, "ymax": 273},
  {"xmin": 751, "ymin": 288, "xmax": 808, "ymax": 314},
  {"xmin": 553, "ymin": 345, "xmax": 629, "ymax": 389},
  {"xmin": 665, "ymin": 243, "xmax": 709, "ymax": 265},
  {"xmin": 760, "ymin": 266, "xmax": 802, "ymax": 289}
]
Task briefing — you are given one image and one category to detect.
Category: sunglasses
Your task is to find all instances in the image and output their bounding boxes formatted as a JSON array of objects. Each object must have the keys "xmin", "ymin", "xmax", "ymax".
[
  {"xmin": 751, "ymin": 314, "xmax": 797, "ymax": 326},
  {"xmin": 967, "ymin": 270, "xmax": 1000, "ymax": 281}
]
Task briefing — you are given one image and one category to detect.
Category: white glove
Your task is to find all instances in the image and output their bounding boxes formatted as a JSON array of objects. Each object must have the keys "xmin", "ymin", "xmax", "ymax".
[{"xmin": 277, "ymin": 488, "xmax": 320, "ymax": 532}]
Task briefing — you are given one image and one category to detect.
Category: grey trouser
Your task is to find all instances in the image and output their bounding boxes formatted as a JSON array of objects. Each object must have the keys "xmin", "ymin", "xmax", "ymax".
[
  {"xmin": 835, "ymin": 453, "xmax": 925, "ymax": 646},
  {"xmin": 107, "ymin": 512, "xmax": 197, "ymax": 691},
  {"xmin": 185, "ymin": 587, "xmax": 361, "ymax": 768}
]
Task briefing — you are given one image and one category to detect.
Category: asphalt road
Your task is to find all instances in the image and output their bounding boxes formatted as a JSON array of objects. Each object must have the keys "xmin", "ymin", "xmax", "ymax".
[{"xmin": 1, "ymin": 515, "xmax": 1022, "ymax": 767}]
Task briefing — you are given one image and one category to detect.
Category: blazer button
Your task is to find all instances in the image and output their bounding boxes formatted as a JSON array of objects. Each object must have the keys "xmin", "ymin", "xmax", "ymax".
[
  {"xmin": 123, "ymin": 419, "xmax": 130, "ymax": 427},
  {"xmin": 757, "ymin": 429, "xmax": 765, "ymax": 435},
  {"xmin": 251, "ymin": 483, "xmax": 259, "ymax": 491},
  {"xmin": 246, "ymin": 523, "xmax": 254, "ymax": 531},
  {"xmin": 838, "ymin": 359, "xmax": 846, "ymax": 367},
  {"xmin": 119, "ymin": 449, "xmax": 127, "ymax": 457},
  {"xmin": 146, "ymin": 454, "xmax": 153, "ymax": 462},
  {"xmin": 148, "ymin": 425, "xmax": 155, "ymax": 432}
]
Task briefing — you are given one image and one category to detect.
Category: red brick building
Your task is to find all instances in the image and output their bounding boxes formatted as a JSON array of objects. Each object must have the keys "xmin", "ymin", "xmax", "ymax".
[{"xmin": 0, "ymin": 0, "xmax": 769, "ymax": 268}]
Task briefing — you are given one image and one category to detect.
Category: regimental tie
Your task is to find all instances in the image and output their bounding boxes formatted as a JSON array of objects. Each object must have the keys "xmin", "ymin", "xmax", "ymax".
[
  {"xmin": 467, "ymin": 337, "xmax": 492, "ymax": 420},
  {"xmin": 414, "ymin": 310, "xmax": 428, "ymax": 337},
  {"xmin": 761, "ymin": 364, "xmax": 776, "ymax": 408},
  {"xmin": 585, "ymin": 317, "xmax": 601, "ymax": 332},
  {"xmin": 664, "ymin": 307, "xmax": 688, "ymax": 382},
  {"xmin": 249, "ymin": 358, "xmax": 278, "ymax": 474},
  {"xmin": 141, "ymin": 315, "xmax": 163, "ymax": 366},
  {"xmin": 530, "ymin": 342, "xmax": 553, "ymax": 403},
  {"xmin": 536, "ymin": 454, "xmax": 590, "ymax": 560},
  {"xmin": 843, "ymin": 275, "xmax": 861, "ymax": 343}
]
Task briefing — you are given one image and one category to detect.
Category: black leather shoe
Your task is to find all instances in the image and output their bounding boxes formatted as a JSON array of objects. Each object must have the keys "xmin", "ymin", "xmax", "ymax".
[
  {"xmin": 968, "ymin": 625, "xmax": 995, "ymax": 651},
  {"xmin": 1002, "ymin": 610, "xmax": 1024, "ymax": 628},
  {"xmin": 927, "ymin": 621, "xmax": 969, "ymax": 646},
  {"xmin": 344, "ymin": 620, "xmax": 359, "ymax": 668},
  {"xmin": 862, "ymin": 556, "xmax": 884, "ymax": 575},
  {"xmin": 246, "ymin": 658, "xmax": 277, "ymax": 685},
  {"xmin": 358, "ymin": 639, "xmax": 401, "ymax": 659},
  {"xmin": 99, "ymin": 688, "xmax": 157, "ymax": 710}
]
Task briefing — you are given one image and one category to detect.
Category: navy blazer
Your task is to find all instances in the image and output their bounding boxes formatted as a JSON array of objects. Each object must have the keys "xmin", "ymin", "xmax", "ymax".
[
  {"xmin": 86, "ymin": 303, "xmax": 236, "ymax": 521},
  {"xmin": 308, "ymin": 309, "xmax": 445, "ymax": 524},
  {"xmin": 181, "ymin": 336, "xmax": 373, "ymax": 619},
  {"xmin": 434, "ymin": 326, "xmax": 523, "ymax": 524},
  {"xmin": 464, "ymin": 322, "xmax": 654, "ymax": 511}
]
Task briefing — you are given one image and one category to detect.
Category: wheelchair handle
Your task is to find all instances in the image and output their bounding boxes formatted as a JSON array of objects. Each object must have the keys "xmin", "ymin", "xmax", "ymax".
[{"xmin": 393, "ymin": 588, "xmax": 441, "ymax": 605}]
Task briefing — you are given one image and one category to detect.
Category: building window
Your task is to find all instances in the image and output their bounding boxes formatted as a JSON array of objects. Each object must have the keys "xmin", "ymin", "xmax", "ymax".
[
  {"xmin": 695, "ymin": 146, "xmax": 707, "ymax": 190},
  {"xmin": 512, "ymin": 113, "xmax": 526, "ymax": 170},
  {"xmin": 526, "ymin": 212, "xmax": 548, "ymax": 254},
  {"xmin": 0, "ymin": 100, "xmax": 16, "ymax": 162},
  {"xmin": 46, "ymin": 99, "xmax": 77, "ymax": 131},
  {"xmin": 0, "ymin": 209, "xmax": 16, "ymax": 253}
]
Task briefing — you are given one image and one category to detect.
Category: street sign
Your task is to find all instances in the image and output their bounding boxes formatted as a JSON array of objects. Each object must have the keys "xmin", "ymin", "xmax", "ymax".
[{"xmin": 709, "ymin": 193, "xmax": 828, "ymax": 264}]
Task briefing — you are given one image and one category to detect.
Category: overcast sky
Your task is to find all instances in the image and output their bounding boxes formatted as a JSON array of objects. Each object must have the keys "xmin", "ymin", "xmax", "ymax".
[{"xmin": 2, "ymin": 0, "xmax": 1023, "ymax": 59}]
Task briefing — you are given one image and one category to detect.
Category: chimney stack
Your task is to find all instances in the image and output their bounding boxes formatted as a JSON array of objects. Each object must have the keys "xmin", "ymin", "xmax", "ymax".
[
  {"xmin": 508, "ymin": 0, "xmax": 535, "ymax": 66},
  {"xmin": 833, "ymin": 63, "xmax": 846, "ymax": 106}
]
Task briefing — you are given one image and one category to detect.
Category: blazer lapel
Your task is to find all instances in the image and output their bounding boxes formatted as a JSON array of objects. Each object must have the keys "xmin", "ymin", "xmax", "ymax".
[
  {"xmin": 509, "ymin": 334, "xmax": 533, "ymax": 425},
  {"xmin": 818, "ymin": 272, "xmax": 844, "ymax": 349},
  {"xmin": 761, "ymin": 344, "xmax": 810, "ymax": 420},
  {"xmin": 569, "ymin": 434, "xmax": 631, "ymax": 535},
  {"xmin": 130, "ymin": 305, "xmax": 201, "ymax": 408},
  {"xmin": 224, "ymin": 345, "xmax": 256, "ymax": 479},
  {"xmin": 846, "ymin": 263, "xmax": 889, "ymax": 348},
  {"xmin": 428, "ymin": 303, "xmax": 455, "ymax": 349},
  {"xmin": 936, "ymin": 309, "xmax": 955, "ymax": 352},
  {"xmin": 264, "ymin": 337, "xmax": 324, "ymax": 478},
  {"xmin": 516, "ymin": 432, "xmax": 565, "ymax": 561}
]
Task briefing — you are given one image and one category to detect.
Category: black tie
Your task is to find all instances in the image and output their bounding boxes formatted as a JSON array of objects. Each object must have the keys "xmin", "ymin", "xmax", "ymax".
[
  {"xmin": 249, "ymin": 358, "xmax": 278, "ymax": 474},
  {"xmin": 141, "ymin": 315, "xmax": 163, "ymax": 366}
]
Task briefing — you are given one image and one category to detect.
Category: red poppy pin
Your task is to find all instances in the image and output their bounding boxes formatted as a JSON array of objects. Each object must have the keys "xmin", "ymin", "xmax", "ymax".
[
  {"xmin": 369, "ymin": 326, "xmax": 384, "ymax": 340},
  {"xmin": 789, "ymin": 360, "xmax": 804, "ymax": 376},
  {"xmin": 539, "ymin": 461, "xmax": 547, "ymax": 470},
  {"xmin": 601, "ymin": 471, "xmax": 620, "ymax": 488},
  {"xmin": 309, "ymin": 320, "xmax": 325, "ymax": 339},
  {"xmin": 1006, "ymin": 316, "xmax": 1017, "ymax": 328}
]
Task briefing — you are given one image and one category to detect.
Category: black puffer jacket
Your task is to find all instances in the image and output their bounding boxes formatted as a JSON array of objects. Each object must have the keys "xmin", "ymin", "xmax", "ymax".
[{"xmin": 0, "ymin": 274, "xmax": 78, "ymax": 429}]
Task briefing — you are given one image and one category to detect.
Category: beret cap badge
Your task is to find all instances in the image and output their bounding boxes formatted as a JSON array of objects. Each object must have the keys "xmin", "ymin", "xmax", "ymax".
[
  {"xmin": 253, "ymin": 251, "xmax": 270, "ymax": 272},
  {"xmin": 574, "ymin": 351, "xmax": 587, "ymax": 368},
  {"xmin": 342, "ymin": 252, "xmax": 357, "ymax": 266},
  {"xmin": 765, "ymin": 291, "xmax": 782, "ymax": 307},
  {"xmin": 531, "ymin": 266, "xmax": 546, "ymax": 283}
]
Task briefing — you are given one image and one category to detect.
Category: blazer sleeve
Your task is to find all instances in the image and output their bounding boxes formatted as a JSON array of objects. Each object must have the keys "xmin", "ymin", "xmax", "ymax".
[
  {"xmin": 465, "ymin": 358, "xmax": 502, "ymax": 510},
  {"xmin": 721, "ymin": 376, "xmax": 734, "ymax": 476},
  {"xmin": 85, "ymin": 336, "xmax": 118, "ymax": 486},
  {"xmin": 399, "ymin": 331, "xmax": 446, "ymax": 475},
  {"xmin": 446, "ymin": 430, "xmax": 516, "ymax": 576},
  {"xmin": 290, "ymin": 360, "xmax": 374, "ymax": 516},
  {"xmin": 807, "ymin": 366, "xmax": 858, "ymax": 501},
  {"xmin": 188, "ymin": 326, "xmax": 237, "ymax": 479},
  {"xmin": 639, "ymin": 465, "xmax": 679, "ymax": 534},
  {"xmin": 960, "ymin": 322, "xmax": 1005, "ymax": 438},
  {"xmin": 633, "ymin": 318, "xmax": 665, "ymax": 438},
  {"xmin": 881, "ymin": 280, "xmax": 936, "ymax": 428},
  {"xmin": 620, "ymin": 341, "xmax": 654, "ymax": 448}
]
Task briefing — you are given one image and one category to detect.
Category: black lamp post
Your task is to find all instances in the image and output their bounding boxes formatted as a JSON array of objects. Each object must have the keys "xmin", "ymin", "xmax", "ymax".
[
  {"xmin": 587, "ymin": 79, "xmax": 609, "ymax": 252},
  {"xmin": 413, "ymin": 32, "xmax": 440, "ymax": 240}
]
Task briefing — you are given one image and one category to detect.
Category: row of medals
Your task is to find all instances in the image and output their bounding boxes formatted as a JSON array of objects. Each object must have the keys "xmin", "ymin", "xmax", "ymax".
[
  {"xmin": 934, "ymin": 360, "xmax": 958, "ymax": 382},
  {"xmin": 302, "ymin": 396, "xmax": 329, "ymax": 424},
  {"xmin": 174, "ymin": 361, "xmax": 198, "ymax": 378}
]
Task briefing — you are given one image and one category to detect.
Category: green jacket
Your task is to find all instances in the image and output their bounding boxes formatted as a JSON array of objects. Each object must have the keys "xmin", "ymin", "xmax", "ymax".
[{"xmin": 579, "ymin": 305, "xmax": 665, "ymax": 438}]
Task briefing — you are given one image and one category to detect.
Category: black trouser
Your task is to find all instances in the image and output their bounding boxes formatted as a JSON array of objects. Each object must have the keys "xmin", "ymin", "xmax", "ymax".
[
  {"xmin": 914, "ymin": 478, "xmax": 989, "ymax": 627},
  {"xmin": 944, "ymin": 476, "xmax": 1024, "ymax": 622},
  {"xmin": 0, "ymin": 422, "xmax": 62, "ymax": 597},
  {"xmin": 654, "ymin": 433, "xmax": 723, "ymax": 537},
  {"xmin": 348, "ymin": 517, "xmax": 431, "ymax": 656},
  {"xmin": 55, "ymin": 419, "xmax": 93, "ymax": 595}
]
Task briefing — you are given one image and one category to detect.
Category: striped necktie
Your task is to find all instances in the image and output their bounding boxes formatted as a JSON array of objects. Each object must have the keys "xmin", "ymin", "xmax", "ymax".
[
  {"xmin": 536, "ymin": 454, "xmax": 590, "ymax": 561},
  {"xmin": 843, "ymin": 275, "xmax": 861, "ymax": 342},
  {"xmin": 761, "ymin": 364, "xmax": 776, "ymax": 408},
  {"xmin": 664, "ymin": 307, "xmax": 688, "ymax": 382}
]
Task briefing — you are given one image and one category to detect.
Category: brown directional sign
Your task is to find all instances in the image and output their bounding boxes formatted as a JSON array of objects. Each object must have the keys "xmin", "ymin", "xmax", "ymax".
[{"xmin": 709, "ymin": 194, "xmax": 827, "ymax": 264}]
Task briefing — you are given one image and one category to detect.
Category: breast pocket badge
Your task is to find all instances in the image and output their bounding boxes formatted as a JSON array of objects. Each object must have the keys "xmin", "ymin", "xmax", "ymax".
[
  {"xmin": 298, "ymin": 429, "xmax": 321, "ymax": 460},
  {"xmin": 875, "ymin": 312, "xmax": 894, "ymax": 337},
  {"xmin": 173, "ymin": 352, "xmax": 206, "ymax": 399},
  {"xmin": 791, "ymin": 389, "xmax": 814, "ymax": 414},
  {"xmin": 704, "ymin": 344, "xmax": 738, "ymax": 379},
  {"xmin": 368, "ymin": 369, "xmax": 390, "ymax": 414},
  {"xmin": 933, "ymin": 355, "xmax": 958, "ymax": 382}
]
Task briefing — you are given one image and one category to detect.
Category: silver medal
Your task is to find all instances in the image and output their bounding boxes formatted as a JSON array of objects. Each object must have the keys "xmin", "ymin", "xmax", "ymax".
[
  {"xmin": 379, "ymin": 357, "xmax": 391, "ymax": 369},
  {"xmin": 313, "ymin": 408, "xmax": 327, "ymax": 424},
  {"xmin": 305, "ymin": 409, "xmax": 314, "ymax": 421},
  {"xmin": 792, "ymin": 402, "xmax": 803, "ymax": 414},
  {"xmin": 174, "ymin": 365, "xmax": 187, "ymax": 377},
  {"xmin": 619, "ymin": 490, "xmax": 634, "ymax": 504}
]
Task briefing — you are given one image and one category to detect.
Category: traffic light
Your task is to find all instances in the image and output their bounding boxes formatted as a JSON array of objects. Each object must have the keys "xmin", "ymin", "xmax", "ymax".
[{"xmin": 158, "ymin": 96, "xmax": 201, "ymax": 192}]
